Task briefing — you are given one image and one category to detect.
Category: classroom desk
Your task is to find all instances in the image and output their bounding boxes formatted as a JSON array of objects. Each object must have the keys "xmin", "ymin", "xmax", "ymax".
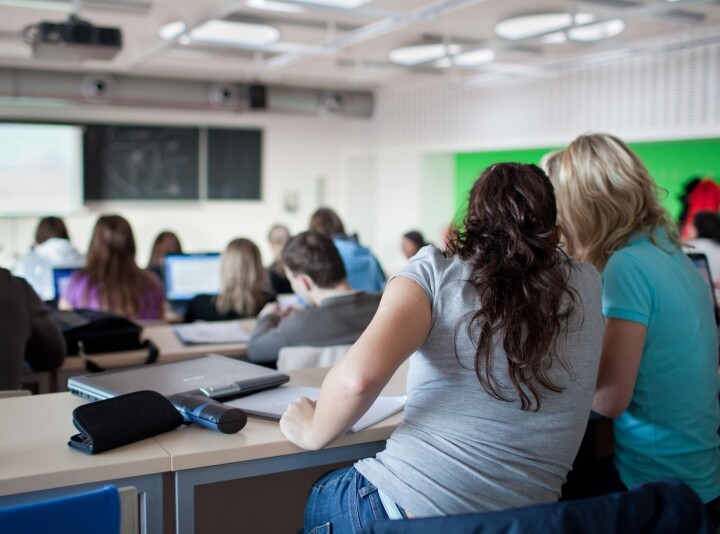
[
  {"xmin": 157, "ymin": 364, "xmax": 407, "ymax": 533},
  {"xmin": 0, "ymin": 393, "xmax": 169, "ymax": 533},
  {"xmin": 0, "ymin": 364, "xmax": 407, "ymax": 534},
  {"xmin": 54, "ymin": 318, "xmax": 257, "ymax": 391}
]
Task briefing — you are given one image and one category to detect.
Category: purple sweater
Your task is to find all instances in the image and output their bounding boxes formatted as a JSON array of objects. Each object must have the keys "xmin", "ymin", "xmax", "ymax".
[{"xmin": 62, "ymin": 271, "xmax": 165, "ymax": 320}]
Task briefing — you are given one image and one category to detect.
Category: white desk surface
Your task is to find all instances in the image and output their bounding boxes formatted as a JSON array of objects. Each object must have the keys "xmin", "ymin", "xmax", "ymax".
[
  {"xmin": 156, "ymin": 364, "xmax": 408, "ymax": 471},
  {"xmin": 0, "ymin": 393, "xmax": 171, "ymax": 497},
  {"xmin": 0, "ymin": 363, "xmax": 407, "ymax": 497},
  {"xmin": 58, "ymin": 318, "xmax": 256, "ymax": 372}
]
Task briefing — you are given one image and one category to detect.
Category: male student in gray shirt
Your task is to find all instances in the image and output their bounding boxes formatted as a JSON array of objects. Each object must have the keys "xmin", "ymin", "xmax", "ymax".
[{"xmin": 247, "ymin": 231, "xmax": 382, "ymax": 365}]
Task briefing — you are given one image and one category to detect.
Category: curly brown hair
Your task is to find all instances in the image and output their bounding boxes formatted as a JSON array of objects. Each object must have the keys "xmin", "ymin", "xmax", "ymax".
[{"xmin": 448, "ymin": 163, "xmax": 578, "ymax": 411}]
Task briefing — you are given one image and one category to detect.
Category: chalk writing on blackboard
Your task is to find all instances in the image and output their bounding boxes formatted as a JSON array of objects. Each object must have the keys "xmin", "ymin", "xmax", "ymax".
[{"xmin": 84, "ymin": 125, "xmax": 199, "ymax": 200}]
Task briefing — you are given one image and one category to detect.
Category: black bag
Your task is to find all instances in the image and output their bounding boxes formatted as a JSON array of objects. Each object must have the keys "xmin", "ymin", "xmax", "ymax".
[
  {"xmin": 53, "ymin": 309, "xmax": 159, "ymax": 372},
  {"xmin": 68, "ymin": 390, "xmax": 183, "ymax": 454}
]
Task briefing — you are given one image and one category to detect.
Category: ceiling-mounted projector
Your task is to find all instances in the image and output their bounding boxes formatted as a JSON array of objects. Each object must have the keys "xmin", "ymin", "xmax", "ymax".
[{"xmin": 25, "ymin": 15, "xmax": 122, "ymax": 61}]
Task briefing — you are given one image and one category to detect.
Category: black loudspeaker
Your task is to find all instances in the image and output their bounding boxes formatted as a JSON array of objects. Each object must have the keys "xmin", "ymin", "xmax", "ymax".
[{"xmin": 248, "ymin": 84, "xmax": 267, "ymax": 109}]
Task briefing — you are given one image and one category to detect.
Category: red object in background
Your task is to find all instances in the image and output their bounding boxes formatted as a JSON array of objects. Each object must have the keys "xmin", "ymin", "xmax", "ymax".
[{"xmin": 680, "ymin": 179, "xmax": 720, "ymax": 239}]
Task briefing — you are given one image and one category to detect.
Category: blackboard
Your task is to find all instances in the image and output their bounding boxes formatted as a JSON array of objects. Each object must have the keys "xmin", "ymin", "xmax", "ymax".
[
  {"xmin": 207, "ymin": 128, "xmax": 262, "ymax": 200},
  {"xmin": 84, "ymin": 125, "xmax": 199, "ymax": 200}
]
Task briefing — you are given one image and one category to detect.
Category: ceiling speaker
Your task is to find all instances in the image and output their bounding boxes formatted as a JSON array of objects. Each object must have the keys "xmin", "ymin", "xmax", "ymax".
[
  {"xmin": 208, "ymin": 83, "xmax": 241, "ymax": 108},
  {"xmin": 81, "ymin": 73, "xmax": 114, "ymax": 103}
]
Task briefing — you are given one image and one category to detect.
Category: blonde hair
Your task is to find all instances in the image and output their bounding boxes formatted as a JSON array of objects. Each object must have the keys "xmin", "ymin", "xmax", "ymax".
[
  {"xmin": 540, "ymin": 149, "xmax": 563, "ymax": 186},
  {"xmin": 215, "ymin": 238, "xmax": 268, "ymax": 316},
  {"xmin": 556, "ymin": 133, "xmax": 680, "ymax": 271}
]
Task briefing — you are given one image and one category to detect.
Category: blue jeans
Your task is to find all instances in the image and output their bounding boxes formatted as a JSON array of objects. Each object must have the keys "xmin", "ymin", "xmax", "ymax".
[{"xmin": 304, "ymin": 467, "xmax": 398, "ymax": 534}]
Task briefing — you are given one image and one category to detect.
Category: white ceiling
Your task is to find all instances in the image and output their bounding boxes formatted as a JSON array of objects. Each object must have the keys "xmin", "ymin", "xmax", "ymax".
[{"xmin": 0, "ymin": 0, "xmax": 719, "ymax": 90}]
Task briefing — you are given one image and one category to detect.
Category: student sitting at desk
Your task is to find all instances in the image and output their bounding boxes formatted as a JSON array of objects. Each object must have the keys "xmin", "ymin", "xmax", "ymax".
[
  {"xmin": 13, "ymin": 216, "xmax": 85, "ymax": 302},
  {"xmin": 184, "ymin": 238, "xmax": 273, "ymax": 323},
  {"xmin": 0, "ymin": 268, "xmax": 65, "ymax": 390},
  {"xmin": 247, "ymin": 231, "xmax": 381, "ymax": 365},
  {"xmin": 553, "ymin": 134, "xmax": 720, "ymax": 526},
  {"xmin": 147, "ymin": 230, "xmax": 183, "ymax": 286},
  {"xmin": 279, "ymin": 163, "xmax": 604, "ymax": 531},
  {"xmin": 309, "ymin": 207, "xmax": 386, "ymax": 293},
  {"xmin": 267, "ymin": 223, "xmax": 293, "ymax": 295},
  {"xmin": 60, "ymin": 215, "xmax": 165, "ymax": 321}
]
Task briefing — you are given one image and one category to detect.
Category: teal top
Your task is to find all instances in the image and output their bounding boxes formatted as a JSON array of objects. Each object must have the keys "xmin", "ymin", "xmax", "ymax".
[{"xmin": 602, "ymin": 229, "xmax": 720, "ymax": 502}]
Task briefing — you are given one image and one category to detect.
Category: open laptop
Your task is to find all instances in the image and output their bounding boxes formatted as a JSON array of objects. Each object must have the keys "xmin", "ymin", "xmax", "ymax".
[
  {"xmin": 68, "ymin": 354, "xmax": 290, "ymax": 402},
  {"xmin": 687, "ymin": 252, "xmax": 719, "ymax": 325},
  {"xmin": 163, "ymin": 253, "xmax": 221, "ymax": 314},
  {"xmin": 52, "ymin": 267, "xmax": 80, "ymax": 301},
  {"xmin": 42, "ymin": 266, "xmax": 81, "ymax": 308}
]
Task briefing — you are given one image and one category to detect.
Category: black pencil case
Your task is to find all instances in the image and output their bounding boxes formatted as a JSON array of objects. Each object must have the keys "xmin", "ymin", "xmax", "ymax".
[{"xmin": 69, "ymin": 390, "xmax": 183, "ymax": 454}]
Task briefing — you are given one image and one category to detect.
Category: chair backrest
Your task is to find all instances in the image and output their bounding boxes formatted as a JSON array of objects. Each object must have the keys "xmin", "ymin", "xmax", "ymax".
[
  {"xmin": 0, "ymin": 484, "xmax": 137, "ymax": 534},
  {"xmin": 18, "ymin": 369, "xmax": 52, "ymax": 394},
  {"xmin": 277, "ymin": 344, "xmax": 353, "ymax": 372},
  {"xmin": 362, "ymin": 478, "xmax": 714, "ymax": 534}
]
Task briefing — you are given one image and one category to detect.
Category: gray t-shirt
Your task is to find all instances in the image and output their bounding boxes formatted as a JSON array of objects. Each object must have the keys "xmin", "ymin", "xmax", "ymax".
[{"xmin": 355, "ymin": 246, "xmax": 604, "ymax": 517}]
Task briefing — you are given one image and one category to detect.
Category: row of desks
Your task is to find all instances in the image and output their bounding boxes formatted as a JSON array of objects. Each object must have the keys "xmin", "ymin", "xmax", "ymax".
[
  {"xmin": 0, "ymin": 365, "xmax": 407, "ymax": 534},
  {"xmin": 52, "ymin": 318, "xmax": 257, "ymax": 392}
]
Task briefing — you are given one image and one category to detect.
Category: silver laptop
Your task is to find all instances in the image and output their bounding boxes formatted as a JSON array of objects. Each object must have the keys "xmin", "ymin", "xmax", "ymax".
[{"xmin": 68, "ymin": 354, "xmax": 290, "ymax": 401}]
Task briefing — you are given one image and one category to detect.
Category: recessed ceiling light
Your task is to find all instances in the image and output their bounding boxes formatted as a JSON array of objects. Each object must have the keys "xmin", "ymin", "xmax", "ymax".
[
  {"xmin": 389, "ymin": 44, "xmax": 461, "ymax": 66},
  {"xmin": 453, "ymin": 48, "xmax": 495, "ymax": 67},
  {"xmin": 495, "ymin": 13, "xmax": 595, "ymax": 40},
  {"xmin": 283, "ymin": 0, "xmax": 371, "ymax": 8},
  {"xmin": 159, "ymin": 20, "xmax": 186, "ymax": 41},
  {"xmin": 190, "ymin": 20, "xmax": 280, "ymax": 46},
  {"xmin": 567, "ymin": 19, "xmax": 625, "ymax": 41},
  {"xmin": 541, "ymin": 32, "xmax": 567, "ymax": 44},
  {"xmin": 247, "ymin": 0, "xmax": 306, "ymax": 13},
  {"xmin": 159, "ymin": 20, "xmax": 280, "ymax": 47}
]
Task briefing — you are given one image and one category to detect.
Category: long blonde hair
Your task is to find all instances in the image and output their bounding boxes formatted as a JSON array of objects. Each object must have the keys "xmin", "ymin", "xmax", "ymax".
[
  {"xmin": 215, "ymin": 238, "xmax": 268, "ymax": 316},
  {"xmin": 556, "ymin": 133, "xmax": 680, "ymax": 270}
]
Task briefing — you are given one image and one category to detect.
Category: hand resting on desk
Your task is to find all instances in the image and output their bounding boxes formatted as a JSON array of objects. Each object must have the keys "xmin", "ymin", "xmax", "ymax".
[{"xmin": 279, "ymin": 396, "xmax": 317, "ymax": 449}]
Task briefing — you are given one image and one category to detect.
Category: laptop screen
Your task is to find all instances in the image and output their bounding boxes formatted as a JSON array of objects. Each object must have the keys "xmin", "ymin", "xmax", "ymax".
[
  {"xmin": 52, "ymin": 267, "xmax": 80, "ymax": 302},
  {"xmin": 687, "ymin": 253, "xmax": 719, "ymax": 322},
  {"xmin": 68, "ymin": 354, "xmax": 290, "ymax": 401},
  {"xmin": 164, "ymin": 253, "xmax": 221, "ymax": 303}
]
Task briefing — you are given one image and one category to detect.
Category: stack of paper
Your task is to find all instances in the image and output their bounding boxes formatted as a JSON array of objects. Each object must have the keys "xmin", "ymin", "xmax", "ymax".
[
  {"xmin": 173, "ymin": 320, "xmax": 251, "ymax": 345},
  {"xmin": 226, "ymin": 386, "xmax": 406, "ymax": 433}
]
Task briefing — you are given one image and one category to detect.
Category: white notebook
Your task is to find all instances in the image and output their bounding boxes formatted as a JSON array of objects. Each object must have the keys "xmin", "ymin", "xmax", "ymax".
[
  {"xmin": 173, "ymin": 320, "xmax": 251, "ymax": 345},
  {"xmin": 225, "ymin": 386, "xmax": 406, "ymax": 434}
]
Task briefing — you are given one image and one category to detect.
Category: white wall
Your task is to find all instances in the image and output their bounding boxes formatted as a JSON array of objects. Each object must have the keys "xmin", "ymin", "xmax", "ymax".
[
  {"xmin": 344, "ymin": 42, "xmax": 720, "ymax": 270},
  {"xmin": 0, "ymin": 104, "xmax": 353, "ymax": 269},
  {"xmin": 2, "ymin": 43, "xmax": 719, "ymax": 277}
]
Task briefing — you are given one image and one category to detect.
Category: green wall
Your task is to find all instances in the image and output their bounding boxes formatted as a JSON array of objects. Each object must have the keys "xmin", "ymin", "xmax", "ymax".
[{"xmin": 455, "ymin": 138, "xmax": 720, "ymax": 222}]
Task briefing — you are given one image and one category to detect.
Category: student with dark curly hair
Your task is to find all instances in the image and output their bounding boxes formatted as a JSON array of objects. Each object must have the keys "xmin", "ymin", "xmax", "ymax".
[{"xmin": 280, "ymin": 163, "xmax": 604, "ymax": 532}]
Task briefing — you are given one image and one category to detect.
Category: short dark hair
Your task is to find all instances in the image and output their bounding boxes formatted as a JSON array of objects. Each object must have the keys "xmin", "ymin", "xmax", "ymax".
[
  {"xmin": 403, "ymin": 230, "xmax": 426, "ymax": 249},
  {"xmin": 309, "ymin": 208, "xmax": 345, "ymax": 237},
  {"xmin": 35, "ymin": 216, "xmax": 69, "ymax": 244},
  {"xmin": 281, "ymin": 231, "xmax": 346, "ymax": 288},
  {"xmin": 694, "ymin": 211, "xmax": 720, "ymax": 244}
]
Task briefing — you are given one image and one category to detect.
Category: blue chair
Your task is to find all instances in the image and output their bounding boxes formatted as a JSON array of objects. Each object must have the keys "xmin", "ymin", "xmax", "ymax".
[
  {"xmin": 0, "ymin": 485, "xmax": 137, "ymax": 534},
  {"xmin": 363, "ymin": 479, "xmax": 714, "ymax": 534}
]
